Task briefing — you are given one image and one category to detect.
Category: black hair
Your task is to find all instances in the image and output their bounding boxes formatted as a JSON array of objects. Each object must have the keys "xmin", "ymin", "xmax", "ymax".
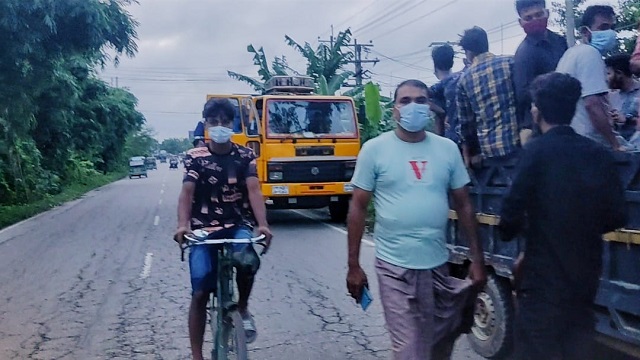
[
  {"xmin": 530, "ymin": 72, "xmax": 582, "ymax": 126},
  {"xmin": 581, "ymin": 5, "xmax": 615, "ymax": 28},
  {"xmin": 459, "ymin": 26, "xmax": 489, "ymax": 55},
  {"xmin": 393, "ymin": 79, "xmax": 429, "ymax": 102},
  {"xmin": 515, "ymin": 0, "xmax": 546, "ymax": 16},
  {"xmin": 605, "ymin": 53, "xmax": 632, "ymax": 77},
  {"xmin": 432, "ymin": 44, "xmax": 455, "ymax": 72},
  {"xmin": 202, "ymin": 98, "xmax": 235, "ymax": 123}
]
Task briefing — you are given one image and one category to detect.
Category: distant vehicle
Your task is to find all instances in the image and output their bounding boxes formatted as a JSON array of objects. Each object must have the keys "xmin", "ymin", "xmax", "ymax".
[
  {"xmin": 145, "ymin": 157, "xmax": 157, "ymax": 170},
  {"xmin": 158, "ymin": 150, "xmax": 168, "ymax": 163},
  {"xmin": 129, "ymin": 157, "xmax": 147, "ymax": 179},
  {"xmin": 169, "ymin": 157, "xmax": 179, "ymax": 170}
]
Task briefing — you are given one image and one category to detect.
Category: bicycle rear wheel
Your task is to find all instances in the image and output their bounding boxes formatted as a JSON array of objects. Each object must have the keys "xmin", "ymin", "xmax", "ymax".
[{"xmin": 216, "ymin": 310, "xmax": 247, "ymax": 360}]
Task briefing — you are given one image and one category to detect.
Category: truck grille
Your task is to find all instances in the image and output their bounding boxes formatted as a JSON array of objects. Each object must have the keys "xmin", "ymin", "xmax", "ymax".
[{"xmin": 268, "ymin": 161, "xmax": 347, "ymax": 183}]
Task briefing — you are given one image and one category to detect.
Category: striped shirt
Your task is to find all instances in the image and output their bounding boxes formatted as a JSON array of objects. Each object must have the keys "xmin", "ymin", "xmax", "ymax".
[{"xmin": 456, "ymin": 52, "xmax": 520, "ymax": 158}]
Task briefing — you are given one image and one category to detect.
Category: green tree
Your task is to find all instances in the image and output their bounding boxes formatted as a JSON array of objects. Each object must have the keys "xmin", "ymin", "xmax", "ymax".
[
  {"xmin": 0, "ymin": 0, "xmax": 140, "ymax": 204},
  {"xmin": 160, "ymin": 138, "xmax": 191, "ymax": 155},
  {"xmin": 227, "ymin": 45, "xmax": 293, "ymax": 92},
  {"xmin": 552, "ymin": 0, "xmax": 639, "ymax": 53},
  {"xmin": 125, "ymin": 127, "xmax": 159, "ymax": 158},
  {"xmin": 285, "ymin": 29, "xmax": 355, "ymax": 95},
  {"xmin": 227, "ymin": 29, "xmax": 355, "ymax": 95}
]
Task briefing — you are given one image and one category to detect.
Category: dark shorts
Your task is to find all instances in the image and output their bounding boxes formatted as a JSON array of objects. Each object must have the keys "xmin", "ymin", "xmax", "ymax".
[
  {"xmin": 189, "ymin": 225, "xmax": 260, "ymax": 294},
  {"xmin": 514, "ymin": 290, "xmax": 596, "ymax": 360},
  {"xmin": 375, "ymin": 258, "xmax": 476, "ymax": 360}
]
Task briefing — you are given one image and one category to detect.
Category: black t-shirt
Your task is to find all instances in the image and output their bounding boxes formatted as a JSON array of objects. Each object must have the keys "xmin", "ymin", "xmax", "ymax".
[{"xmin": 183, "ymin": 143, "xmax": 258, "ymax": 231}]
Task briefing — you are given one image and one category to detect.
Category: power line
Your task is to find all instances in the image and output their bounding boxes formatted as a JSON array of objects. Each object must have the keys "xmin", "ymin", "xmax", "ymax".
[
  {"xmin": 371, "ymin": 49, "xmax": 432, "ymax": 72},
  {"xmin": 368, "ymin": 0, "xmax": 459, "ymax": 40},
  {"xmin": 354, "ymin": 0, "xmax": 422, "ymax": 36},
  {"xmin": 319, "ymin": 0, "xmax": 382, "ymax": 38}
]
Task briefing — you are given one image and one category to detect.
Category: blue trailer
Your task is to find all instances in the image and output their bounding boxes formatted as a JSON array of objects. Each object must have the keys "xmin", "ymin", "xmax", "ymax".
[{"xmin": 447, "ymin": 152, "xmax": 640, "ymax": 358}]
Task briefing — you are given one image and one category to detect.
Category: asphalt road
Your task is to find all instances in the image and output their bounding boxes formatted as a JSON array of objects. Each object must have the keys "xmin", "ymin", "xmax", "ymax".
[{"xmin": 0, "ymin": 165, "xmax": 635, "ymax": 359}]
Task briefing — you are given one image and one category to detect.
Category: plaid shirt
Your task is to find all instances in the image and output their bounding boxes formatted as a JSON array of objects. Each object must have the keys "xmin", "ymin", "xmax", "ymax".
[{"xmin": 456, "ymin": 53, "xmax": 520, "ymax": 158}]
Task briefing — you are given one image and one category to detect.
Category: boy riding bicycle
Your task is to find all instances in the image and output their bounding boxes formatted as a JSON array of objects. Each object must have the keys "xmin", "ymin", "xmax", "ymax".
[{"xmin": 174, "ymin": 98, "xmax": 273, "ymax": 360}]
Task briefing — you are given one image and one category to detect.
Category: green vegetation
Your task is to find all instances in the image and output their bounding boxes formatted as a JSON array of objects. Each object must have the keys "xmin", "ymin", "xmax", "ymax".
[
  {"xmin": 552, "ymin": 0, "xmax": 640, "ymax": 52},
  {"xmin": 227, "ymin": 29, "xmax": 354, "ymax": 95},
  {"xmin": 160, "ymin": 138, "xmax": 192, "ymax": 155},
  {"xmin": 0, "ymin": 170, "xmax": 126, "ymax": 229},
  {"xmin": 0, "ymin": 0, "xmax": 147, "ymax": 228}
]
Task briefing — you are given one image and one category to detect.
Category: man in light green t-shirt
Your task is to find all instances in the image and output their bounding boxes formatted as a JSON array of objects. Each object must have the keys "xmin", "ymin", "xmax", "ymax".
[{"xmin": 346, "ymin": 79, "xmax": 487, "ymax": 360}]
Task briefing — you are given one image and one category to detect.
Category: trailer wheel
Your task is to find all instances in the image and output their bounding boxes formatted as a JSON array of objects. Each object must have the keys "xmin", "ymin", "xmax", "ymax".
[{"xmin": 467, "ymin": 273, "xmax": 514, "ymax": 359}]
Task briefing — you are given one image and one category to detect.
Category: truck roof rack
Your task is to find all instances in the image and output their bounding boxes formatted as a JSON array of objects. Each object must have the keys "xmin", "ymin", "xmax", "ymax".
[{"xmin": 264, "ymin": 76, "xmax": 315, "ymax": 95}]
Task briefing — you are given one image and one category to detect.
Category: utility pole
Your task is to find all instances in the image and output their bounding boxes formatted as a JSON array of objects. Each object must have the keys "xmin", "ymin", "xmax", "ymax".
[
  {"xmin": 565, "ymin": 0, "xmax": 576, "ymax": 47},
  {"xmin": 320, "ymin": 27, "xmax": 379, "ymax": 87},
  {"xmin": 345, "ymin": 39, "xmax": 379, "ymax": 86},
  {"xmin": 318, "ymin": 25, "xmax": 335, "ymax": 48}
]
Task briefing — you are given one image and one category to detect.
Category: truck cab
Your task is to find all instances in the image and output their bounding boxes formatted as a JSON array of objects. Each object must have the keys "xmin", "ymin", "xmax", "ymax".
[{"xmin": 205, "ymin": 76, "xmax": 360, "ymax": 221}]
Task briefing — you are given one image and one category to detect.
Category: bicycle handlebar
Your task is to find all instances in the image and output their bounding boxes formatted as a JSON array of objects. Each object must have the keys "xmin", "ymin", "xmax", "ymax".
[
  {"xmin": 180, "ymin": 231, "xmax": 267, "ymax": 261},
  {"xmin": 183, "ymin": 233, "xmax": 266, "ymax": 245}
]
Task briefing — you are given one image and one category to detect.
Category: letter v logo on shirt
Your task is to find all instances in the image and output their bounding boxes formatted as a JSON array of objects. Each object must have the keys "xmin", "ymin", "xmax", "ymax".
[{"xmin": 409, "ymin": 160, "xmax": 428, "ymax": 180}]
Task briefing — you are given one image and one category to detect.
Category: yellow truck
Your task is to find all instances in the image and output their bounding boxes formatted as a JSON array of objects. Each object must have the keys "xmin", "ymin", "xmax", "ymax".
[{"xmin": 205, "ymin": 76, "xmax": 361, "ymax": 221}]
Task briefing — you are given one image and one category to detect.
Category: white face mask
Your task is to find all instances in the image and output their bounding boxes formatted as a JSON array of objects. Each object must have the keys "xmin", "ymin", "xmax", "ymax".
[
  {"xmin": 208, "ymin": 126, "xmax": 233, "ymax": 144},
  {"xmin": 397, "ymin": 102, "xmax": 432, "ymax": 132}
]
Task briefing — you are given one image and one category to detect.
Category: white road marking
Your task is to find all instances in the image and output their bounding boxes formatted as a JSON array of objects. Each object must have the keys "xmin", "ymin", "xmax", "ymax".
[
  {"xmin": 158, "ymin": 199, "xmax": 163, "ymax": 205},
  {"xmin": 160, "ymin": 189, "xmax": 164, "ymax": 194},
  {"xmin": 140, "ymin": 253, "xmax": 153, "ymax": 279},
  {"xmin": 154, "ymin": 215, "xmax": 160, "ymax": 226},
  {"xmin": 292, "ymin": 210, "xmax": 375, "ymax": 247}
]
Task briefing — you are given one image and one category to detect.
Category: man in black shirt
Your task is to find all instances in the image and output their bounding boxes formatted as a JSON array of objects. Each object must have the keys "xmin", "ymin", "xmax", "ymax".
[
  {"xmin": 513, "ymin": 0, "xmax": 567, "ymax": 142},
  {"xmin": 175, "ymin": 98, "xmax": 273, "ymax": 360},
  {"xmin": 499, "ymin": 72, "xmax": 626, "ymax": 360}
]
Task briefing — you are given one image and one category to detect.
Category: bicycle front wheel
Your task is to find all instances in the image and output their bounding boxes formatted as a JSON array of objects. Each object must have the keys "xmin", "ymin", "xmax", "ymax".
[{"xmin": 217, "ymin": 310, "xmax": 248, "ymax": 360}]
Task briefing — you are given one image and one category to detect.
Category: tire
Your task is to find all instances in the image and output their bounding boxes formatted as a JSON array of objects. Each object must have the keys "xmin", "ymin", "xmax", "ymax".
[
  {"xmin": 467, "ymin": 273, "xmax": 514, "ymax": 359},
  {"xmin": 129, "ymin": 176, "xmax": 132, "ymax": 179},
  {"xmin": 215, "ymin": 311, "xmax": 248, "ymax": 360},
  {"xmin": 329, "ymin": 201, "xmax": 348, "ymax": 223}
]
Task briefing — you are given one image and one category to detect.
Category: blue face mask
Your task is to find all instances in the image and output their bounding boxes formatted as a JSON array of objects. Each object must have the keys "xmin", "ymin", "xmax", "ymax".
[
  {"xmin": 590, "ymin": 29, "xmax": 617, "ymax": 54},
  {"xmin": 398, "ymin": 102, "xmax": 433, "ymax": 133},
  {"xmin": 208, "ymin": 126, "xmax": 233, "ymax": 144}
]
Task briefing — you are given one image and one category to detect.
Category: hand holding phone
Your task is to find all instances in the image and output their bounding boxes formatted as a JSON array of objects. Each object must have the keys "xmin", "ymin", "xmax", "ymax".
[{"xmin": 360, "ymin": 286, "xmax": 373, "ymax": 311}]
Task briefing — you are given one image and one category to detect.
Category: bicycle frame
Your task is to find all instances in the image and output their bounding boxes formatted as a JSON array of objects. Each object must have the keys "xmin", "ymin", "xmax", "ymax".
[
  {"xmin": 213, "ymin": 243, "xmax": 238, "ymax": 359},
  {"xmin": 181, "ymin": 233, "xmax": 265, "ymax": 360}
]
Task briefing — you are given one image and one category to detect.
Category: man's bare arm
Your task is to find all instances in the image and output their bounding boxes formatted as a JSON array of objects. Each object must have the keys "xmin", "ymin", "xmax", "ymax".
[
  {"xmin": 450, "ymin": 186, "xmax": 487, "ymax": 288},
  {"xmin": 450, "ymin": 186, "xmax": 484, "ymax": 263},
  {"xmin": 584, "ymin": 94, "xmax": 620, "ymax": 149},
  {"xmin": 347, "ymin": 188, "xmax": 372, "ymax": 268},
  {"xmin": 177, "ymin": 182, "xmax": 196, "ymax": 228},
  {"xmin": 246, "ymin": 177, "xmax": 269, "ymax": 227}
]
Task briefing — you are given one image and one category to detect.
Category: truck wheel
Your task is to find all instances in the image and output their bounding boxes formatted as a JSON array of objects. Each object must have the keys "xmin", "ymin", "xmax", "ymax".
[
  {"xmin": 329, "ymin": 201, "xmax": 348, "ymax": 223},
  {"xmin": 467, "ymin": 273, "xmax": 514, "ymax": 359}
]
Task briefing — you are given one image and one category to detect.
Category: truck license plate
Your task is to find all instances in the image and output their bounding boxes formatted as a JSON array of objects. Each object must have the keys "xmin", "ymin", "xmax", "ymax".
[{"xmin": 272, "ymin": 185, "xmax": 289, "ymax": 195}]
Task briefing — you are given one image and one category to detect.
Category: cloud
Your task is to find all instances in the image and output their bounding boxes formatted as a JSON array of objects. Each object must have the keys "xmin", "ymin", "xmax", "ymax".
[{"xmin": 99, "ymin": 0, "xmax": 618, "ymax": 140}]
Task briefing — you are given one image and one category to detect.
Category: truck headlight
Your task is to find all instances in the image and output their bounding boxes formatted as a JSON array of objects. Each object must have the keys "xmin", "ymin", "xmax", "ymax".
[{"xmin": 269, "ymin": 171, "xmax": 283, "ymax": 181}]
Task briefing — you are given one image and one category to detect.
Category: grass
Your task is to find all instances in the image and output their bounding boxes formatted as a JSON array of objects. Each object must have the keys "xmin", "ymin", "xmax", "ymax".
[{"xmin": 0, "ymin": 171, "xmax": 126, "ymax": 230}]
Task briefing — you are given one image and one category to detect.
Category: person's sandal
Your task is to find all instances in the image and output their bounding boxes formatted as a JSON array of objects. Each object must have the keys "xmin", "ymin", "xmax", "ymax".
[{"xmin": 241, "ymin": 312, "xmax": 257, "ymax": 343}]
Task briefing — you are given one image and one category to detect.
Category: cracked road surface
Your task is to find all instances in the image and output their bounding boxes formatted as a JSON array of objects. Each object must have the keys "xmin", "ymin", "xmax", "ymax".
[{"xmin": 0, "ymin": 166, "xmax": 630, "ymax": 359}]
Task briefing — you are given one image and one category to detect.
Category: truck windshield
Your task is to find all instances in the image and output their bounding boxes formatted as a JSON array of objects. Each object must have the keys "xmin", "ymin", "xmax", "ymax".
[{"xmin": 266, "ymin": 99, "xmax": 357, "ymax": 138}]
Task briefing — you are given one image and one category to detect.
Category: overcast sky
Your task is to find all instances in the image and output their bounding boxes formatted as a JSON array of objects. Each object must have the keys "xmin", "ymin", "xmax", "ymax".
[{"xmin": 99, "ymin": 0, "xmax": 619, "ymax": 141}]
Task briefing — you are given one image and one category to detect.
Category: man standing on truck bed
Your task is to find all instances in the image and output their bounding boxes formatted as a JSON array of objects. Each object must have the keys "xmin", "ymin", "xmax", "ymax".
[
  {"xmin": 346, "ymin": 79, "xmax": 487, "ymax": 360},
  {"xmin": 499, "ymin": 72, "xmax": 627, "ymax": 360}
]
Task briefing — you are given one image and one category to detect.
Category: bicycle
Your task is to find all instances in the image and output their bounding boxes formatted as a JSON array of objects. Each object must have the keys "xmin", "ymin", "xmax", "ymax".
[{"xmin": 181, "ymin": 230, "xmax": 267, "ymax": 360}]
